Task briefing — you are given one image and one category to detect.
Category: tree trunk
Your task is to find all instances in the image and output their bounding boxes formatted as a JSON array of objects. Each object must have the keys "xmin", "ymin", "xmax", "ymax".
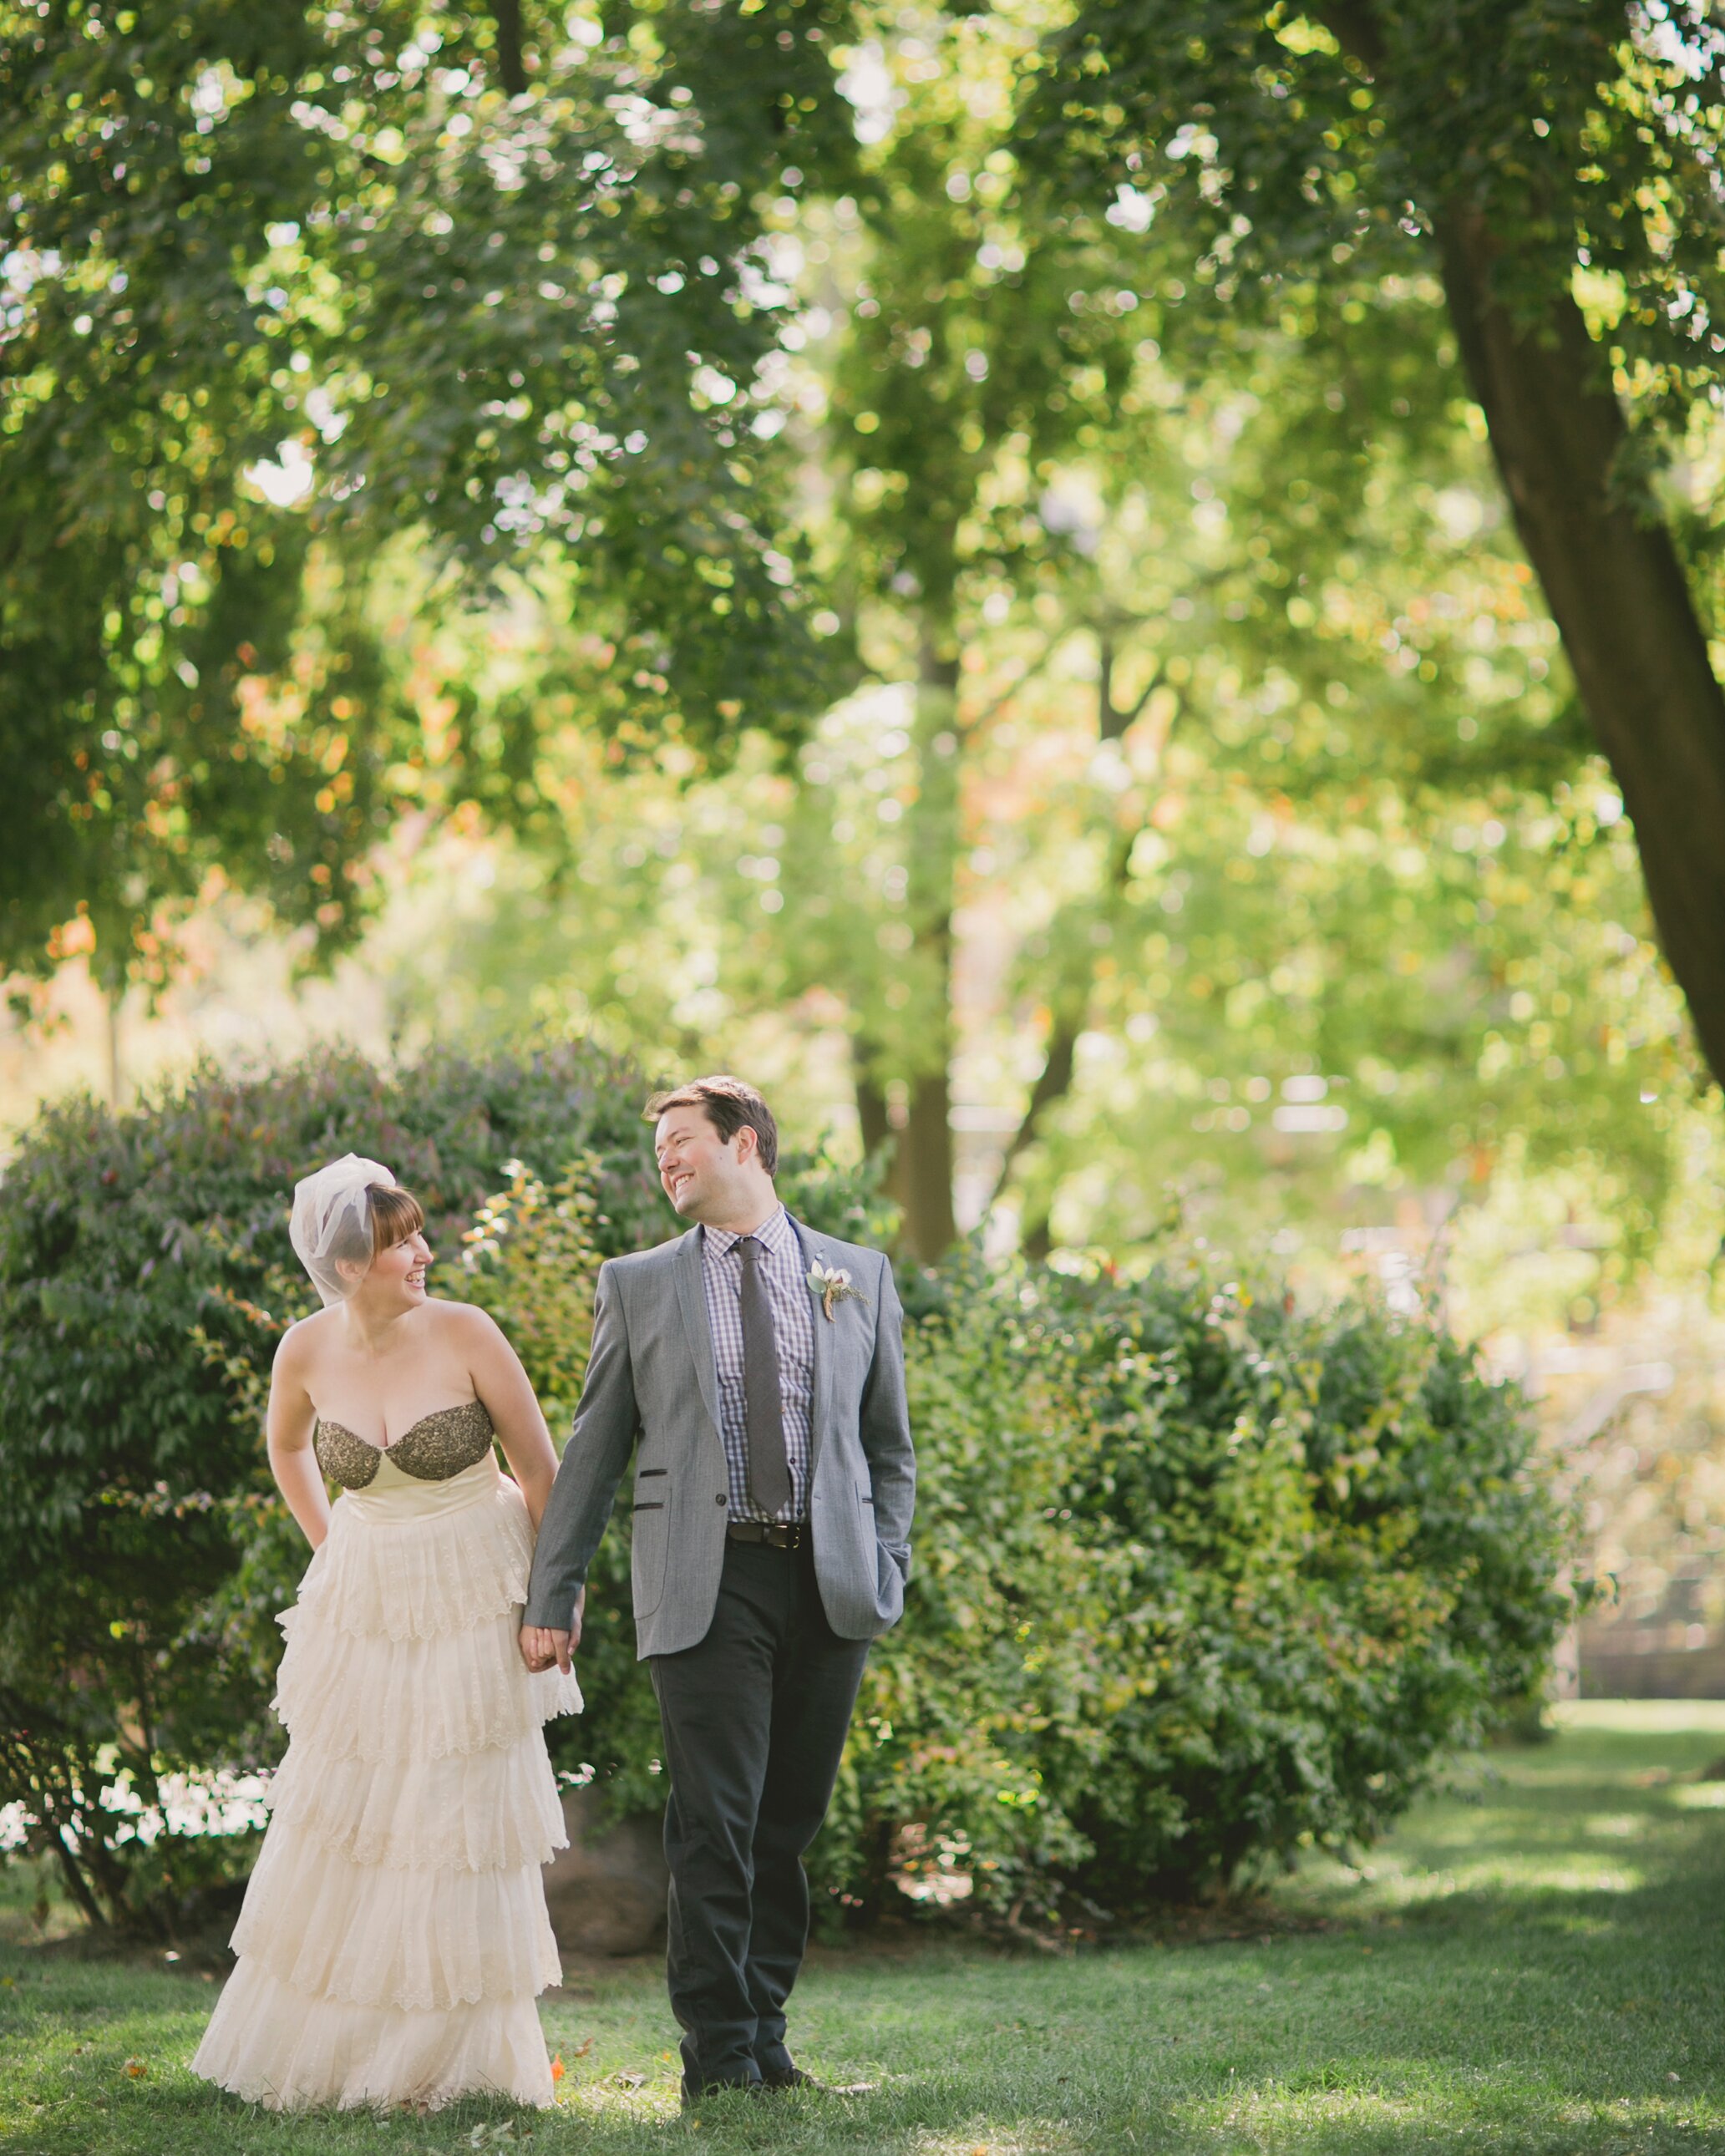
[
  {"xmin": 1313, "ymin": 0, "xmax": 1725, "ymax": 1088},
  {"xmin": 854, "ymin": 1057, "xmax": 891, "ymax": 1163},
  {"xmin": 853, "ymin": 1049, "xmax": 915, "ymax": 1223},
  {"xmin": 896, "ymin": 1069, "xmax": 956, "ymax": 1261},
  {"xmin": 1428, "ymin": 210, "xmax": 1725, "ymax": 1083},
  {"xmin": 492, "ymin": 0, "xmax": 527, "ymax": 95},
  {"xmin": 895, "ymin": 637, "xmax": 960, "ymax": 1262},
  {"xmin": 103, "ymin": 982, "xmax": 122, "ymax": 1108},
  {"xmin": 995, "ymin": 1011, "xmax": 1080, "ymax": 1200}
]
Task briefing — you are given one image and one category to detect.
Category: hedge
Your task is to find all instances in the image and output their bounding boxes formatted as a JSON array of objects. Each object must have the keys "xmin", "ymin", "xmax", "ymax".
[{"xmin": 0, "ymin": 1042, "xmax": 1575, "ymax": 1935}]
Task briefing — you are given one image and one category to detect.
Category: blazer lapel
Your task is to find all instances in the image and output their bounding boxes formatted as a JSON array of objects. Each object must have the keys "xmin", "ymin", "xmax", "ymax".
[
  {"xmin": 673, "ymin": 1227, "xmax": 723, "ymax": 1438},
  {"xmin": 789, "ymin": 1215, "xmax": 835, "ymax": 1475}
]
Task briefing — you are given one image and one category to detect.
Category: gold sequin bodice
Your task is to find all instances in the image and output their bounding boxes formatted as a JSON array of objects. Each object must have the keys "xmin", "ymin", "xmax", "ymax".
[{"xmin": 313, "ymin": 1398, "xmax": 496, "ymax": 1490}]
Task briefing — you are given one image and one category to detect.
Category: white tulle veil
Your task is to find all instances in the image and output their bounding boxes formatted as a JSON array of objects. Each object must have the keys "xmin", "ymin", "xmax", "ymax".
[{"xmin": 289, "ymin": 1154, "xmax": 398, "ymax": 1307}]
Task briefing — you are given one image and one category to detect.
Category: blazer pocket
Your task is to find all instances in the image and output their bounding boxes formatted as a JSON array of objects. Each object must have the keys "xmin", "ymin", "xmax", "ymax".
[{"xmin": 632, "ymin": 1494, "xmax": 669, "ymax": 1619}]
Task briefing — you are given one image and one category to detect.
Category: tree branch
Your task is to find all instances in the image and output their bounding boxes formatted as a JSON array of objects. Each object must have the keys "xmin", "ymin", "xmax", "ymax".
[
  {"xmin": 985, "ymin": 682, "xmax": 1190, "ymax": 1218},
  {"xmin": 1098, "ymin": 627, "xmax": 1164, "ymax": 741},
  {"xmin": 957, "ymin": 639, "xmax": 1055, "ymax": 738}
]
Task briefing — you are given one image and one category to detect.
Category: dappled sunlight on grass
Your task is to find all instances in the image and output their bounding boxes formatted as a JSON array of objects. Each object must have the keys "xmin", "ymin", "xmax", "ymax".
[
  {"xmin": 1671, "ymin": 1781, "xmax": 1725, "ymax": 1810},
  {"xmin": 1306, "ymin": 1848, "xmax": 1648, "ymax": 1904},
  {"xmin": 3, "ymin": 1705, "xmax": 1725, "ymax": 2152},
  {"xmin": 1550, "ymin": 1700, "xmax": 1725, "ymax": 1735},
  {"xmin": 911, "ymin": 2126, "xmax": 1084, "ymax": 2156}
]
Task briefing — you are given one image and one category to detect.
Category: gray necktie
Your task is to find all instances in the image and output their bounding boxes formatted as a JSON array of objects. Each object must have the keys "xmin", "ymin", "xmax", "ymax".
[{"xmin": 738, "ymin": 1235, "xmax": 791, "ymax": 1518}]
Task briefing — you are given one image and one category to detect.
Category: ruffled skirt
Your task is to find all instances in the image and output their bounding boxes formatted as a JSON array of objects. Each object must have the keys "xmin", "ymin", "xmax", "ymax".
[{"xmin": 191, "ymin": 1458, "xmax": 582, "ymax": 2112}]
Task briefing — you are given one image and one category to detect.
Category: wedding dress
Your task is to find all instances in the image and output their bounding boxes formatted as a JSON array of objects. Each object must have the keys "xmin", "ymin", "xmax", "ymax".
[{"xmin": 192, "ymin": 1398, "xmax": 583, "ymax": 2111}]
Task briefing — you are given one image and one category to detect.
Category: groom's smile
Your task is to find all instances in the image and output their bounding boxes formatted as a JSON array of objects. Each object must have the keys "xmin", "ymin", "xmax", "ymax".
[{"xmin": 653, "ymin": 1103, "xmax": 769, "ymax": 1230}]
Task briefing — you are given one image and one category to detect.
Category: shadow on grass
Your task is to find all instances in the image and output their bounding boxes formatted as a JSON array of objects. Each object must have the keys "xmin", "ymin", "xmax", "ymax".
[{"xmin": 5, "ymin": 1714, "xmax": 1725, "ymax": 2153}]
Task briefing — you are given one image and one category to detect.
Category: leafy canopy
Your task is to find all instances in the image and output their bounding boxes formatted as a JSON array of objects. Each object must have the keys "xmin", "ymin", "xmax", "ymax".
[{"xmin": 0, "ymin": 0, "xmax": 850, "ymax": 984}]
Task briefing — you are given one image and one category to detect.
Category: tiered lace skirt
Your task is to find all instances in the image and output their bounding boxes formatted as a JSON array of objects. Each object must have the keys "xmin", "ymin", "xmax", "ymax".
[{"xmin": 192, "ymin": 1455, "xmax": 583, "ymax": 2111}]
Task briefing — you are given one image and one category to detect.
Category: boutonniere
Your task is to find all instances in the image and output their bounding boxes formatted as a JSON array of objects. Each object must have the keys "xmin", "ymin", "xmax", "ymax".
[{"xmin": 806, "ymin": 1259, "xmax": 869, "ymax": 1321}]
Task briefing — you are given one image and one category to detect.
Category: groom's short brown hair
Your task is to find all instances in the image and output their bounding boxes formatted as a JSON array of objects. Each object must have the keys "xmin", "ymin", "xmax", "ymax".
[{"xmin": 644, "ymin": 1074, "xmax": 779, "ymax": 1176}]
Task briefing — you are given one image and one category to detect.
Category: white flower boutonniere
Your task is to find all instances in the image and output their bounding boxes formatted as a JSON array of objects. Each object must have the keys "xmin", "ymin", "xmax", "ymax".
[{"xmin": 806, "ymin": 1259, "xmax": 869, "ymax": 1322}]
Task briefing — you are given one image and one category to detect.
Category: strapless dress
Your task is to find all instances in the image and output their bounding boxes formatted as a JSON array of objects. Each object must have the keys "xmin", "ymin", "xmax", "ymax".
[{"xmin": 190, "ymin": 1398, "xmax": 583, "ymax": 2111}]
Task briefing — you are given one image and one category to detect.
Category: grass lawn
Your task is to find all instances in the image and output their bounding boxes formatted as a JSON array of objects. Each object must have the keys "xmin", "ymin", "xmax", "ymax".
[{"xmin": 3, "ymin": 1702, "xmax": 1724, "ymax": 2153}]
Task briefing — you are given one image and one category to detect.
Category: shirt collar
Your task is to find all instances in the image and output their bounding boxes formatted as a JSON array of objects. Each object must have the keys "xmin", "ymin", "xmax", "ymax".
[{"xmin": 703, "ymin": 1204, "xmax": 794, "ymax": 1261}]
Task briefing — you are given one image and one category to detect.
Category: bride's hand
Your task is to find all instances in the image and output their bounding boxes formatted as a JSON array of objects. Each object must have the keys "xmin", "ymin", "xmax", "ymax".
[
  {"xmin": 520, "ymin": 1592, "xmax": 584, "ymax": 1675},
  {"xmin": 519, "ymin": 1626, "xmax": 566, "ymax": 1674}
]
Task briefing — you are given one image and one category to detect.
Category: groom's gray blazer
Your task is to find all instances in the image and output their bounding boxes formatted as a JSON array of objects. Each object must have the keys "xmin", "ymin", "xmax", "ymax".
[{"xmin": 523, "ymin": 1215, "xmax": 915, "ymax": 1660}]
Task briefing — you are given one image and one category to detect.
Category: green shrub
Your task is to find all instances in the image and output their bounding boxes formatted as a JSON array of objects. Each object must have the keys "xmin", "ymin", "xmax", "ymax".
[
  {"xmin": 0, "ymin": 1043, "xmax": 1575, "ymax": 1936},
  {"xmin": 0, "ymin": 1040, "xmax": 665, "ymax": 1932},
  {"xmin": 795, "ymin": 1256, "xmax": 1574, "ymax": 1925},
  {"xmin": 1043, "ymin": 1263, "xmax": 1575, "ymax": 1903}
]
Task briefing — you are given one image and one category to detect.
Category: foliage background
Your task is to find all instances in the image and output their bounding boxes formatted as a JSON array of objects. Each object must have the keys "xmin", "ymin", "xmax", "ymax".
[
  {"xmin": 0, "ymin": 1043, "xmax": 1571, "ymax": 1934},
  {"xmin": 9, "ymin": 0, "xmax": 1716, "ymax": 1941}
]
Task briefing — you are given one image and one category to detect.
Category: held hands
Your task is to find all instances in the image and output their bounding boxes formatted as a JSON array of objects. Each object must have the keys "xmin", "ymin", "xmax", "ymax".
[{"xmin": 519, "ymin": 1587, "xmax": 585, "ymax": 1675}]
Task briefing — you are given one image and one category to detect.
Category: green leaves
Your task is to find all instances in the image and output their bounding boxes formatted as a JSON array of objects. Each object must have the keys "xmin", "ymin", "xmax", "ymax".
[
  {"xmin": 0, "ymin": 1038, "xmax": 1570, "ymax": 1924},
  {"xmin": 0, "ymin": 0, "xmax": 848, "ymax": 986},
  {"xmin": 1026, "ymin": 0, "xmax": 1725, "ymax": 386},
  {"xmin": 811, "ymin": 1248, "xmax": 1571, "ymax": 1917},
  {"xmin": 0, "ymin": 1036, "xmax": 666, "ymax": 1927}
]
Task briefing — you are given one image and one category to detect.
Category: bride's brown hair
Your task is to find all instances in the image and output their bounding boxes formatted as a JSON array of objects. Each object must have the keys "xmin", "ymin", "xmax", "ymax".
[{"xmin": 367, "ymin": 1185, "xmax": 425, "ymax": 1252}]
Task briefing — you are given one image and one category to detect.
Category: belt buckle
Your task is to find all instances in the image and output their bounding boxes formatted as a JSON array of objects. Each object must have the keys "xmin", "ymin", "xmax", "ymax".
[{"xmin": 733, "ymin": 1518, "xmax": 802, "ymax": 1550}]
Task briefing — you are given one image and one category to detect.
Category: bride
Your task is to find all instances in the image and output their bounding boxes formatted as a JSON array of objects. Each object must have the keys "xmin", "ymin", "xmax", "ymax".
[{"xmin": 192, "ymin": 1154, "xmax": 584, "ymax": 2112}]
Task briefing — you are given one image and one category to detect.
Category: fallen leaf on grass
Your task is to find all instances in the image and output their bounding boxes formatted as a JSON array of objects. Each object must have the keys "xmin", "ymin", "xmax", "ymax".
[
  {"xmin": 572, "ymin": 2036, "xmax": 594, "ymax": 2059},
  {"xmin": 550, "ymin": 2055, "xmax": 565, "ymax": 2082},
  {"xmin": 123, "ymin": 2059, "xmax": 147, "ymax": 2079}
]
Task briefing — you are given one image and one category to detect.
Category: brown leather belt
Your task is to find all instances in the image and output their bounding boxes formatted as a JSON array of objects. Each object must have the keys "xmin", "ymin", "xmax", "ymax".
[{"xmin": 726, "ymin": 1519, "xmax": 807, "ymax": 1550}]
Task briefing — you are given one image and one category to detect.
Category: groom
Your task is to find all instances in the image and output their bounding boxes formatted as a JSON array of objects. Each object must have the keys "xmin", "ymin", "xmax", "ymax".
[{"xmin": 520, "ymin": 1075, "xmax": 915, "ymax": 2103}]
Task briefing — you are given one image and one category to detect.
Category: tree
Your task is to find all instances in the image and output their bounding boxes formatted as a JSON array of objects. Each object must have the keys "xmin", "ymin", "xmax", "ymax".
[
  {"xmin": 383, "ymin": 265, "xmax": 1677, "ymax": 1287},
  {"xmin": 803, "ymin": 15, "xmax": 1142, "ymax": 1256},
  {"xmin": 1025, "ymin": 0, "xmax": 1725, "ymax": 1083},
  {"xmin": 235, "ymin": 8, "xmax": 1692, "ymax": 1289},
  {"xmin": 0, "ymin": 0, "xmax": 845, "ymax": 997}
]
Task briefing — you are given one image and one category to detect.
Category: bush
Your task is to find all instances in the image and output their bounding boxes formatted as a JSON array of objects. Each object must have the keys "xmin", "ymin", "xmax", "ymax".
[
  {"xmin": 0, "ymin": 1039, "xmax": 667, "ymax": 1932},
  {"xmin": 0, "ymin": 1043, "xmax": 1576, "ymax": 1935},
  {"xmin": 796, "ymin": 1256, "xmax": 1574, "ymax": 1925},
  {"xmin": 1044, "ymin": 1262, "xmax": 1574, "ymax": 1903}
]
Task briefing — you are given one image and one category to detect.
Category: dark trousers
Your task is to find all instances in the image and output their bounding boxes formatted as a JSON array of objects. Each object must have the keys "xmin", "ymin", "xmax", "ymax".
[{"xmin": 649, "ymin": 1536, "xmax": 870, "ymax": 2092}]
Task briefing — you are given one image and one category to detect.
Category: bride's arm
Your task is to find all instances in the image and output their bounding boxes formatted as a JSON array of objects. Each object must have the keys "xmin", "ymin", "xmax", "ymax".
[
  {"xmin": 454, "ymin": 1304, "xmax": 561, "ymax": 1531},
  {"xmin": 267, "ymin": 1325, "xmax": 332, "ymax": 1550}
]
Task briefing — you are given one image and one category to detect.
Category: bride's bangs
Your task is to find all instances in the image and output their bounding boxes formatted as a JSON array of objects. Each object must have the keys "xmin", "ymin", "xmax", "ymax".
[{"xmin": 368, "ymin": 1185, "xmax": 425, "ymax": 1251}]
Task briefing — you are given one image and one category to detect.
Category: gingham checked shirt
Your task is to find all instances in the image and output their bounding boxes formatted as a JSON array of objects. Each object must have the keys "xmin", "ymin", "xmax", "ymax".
[{"xmin": 700, "ymin": 1205, "xmax": 814, "ymax": 1524}]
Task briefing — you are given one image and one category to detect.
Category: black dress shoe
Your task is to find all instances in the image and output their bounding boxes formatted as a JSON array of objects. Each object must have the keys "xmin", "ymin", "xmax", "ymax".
[
  {"xmin": 680, "ymin": 2073, "xmax": 764, "ymax": 2110},
  {"xmin": 758, "ymin": 2063, "xmax": 875, "ymax": 2095}
]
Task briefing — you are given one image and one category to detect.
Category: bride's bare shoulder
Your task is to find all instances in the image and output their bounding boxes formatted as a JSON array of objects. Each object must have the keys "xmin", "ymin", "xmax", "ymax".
[
  {"xmin": 273, "ymin": 1306, "xmax": 337, "ymax": 1372},
  {"xmin": 422, "ymin": 1296, "xmax": 505, "ymax": 1347}
]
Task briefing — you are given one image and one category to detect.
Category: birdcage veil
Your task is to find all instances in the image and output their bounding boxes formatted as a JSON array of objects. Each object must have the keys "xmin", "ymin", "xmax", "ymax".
[{"xmin": 289, "ymin": 1154, "xmax": 397, "ymax": 1308}]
